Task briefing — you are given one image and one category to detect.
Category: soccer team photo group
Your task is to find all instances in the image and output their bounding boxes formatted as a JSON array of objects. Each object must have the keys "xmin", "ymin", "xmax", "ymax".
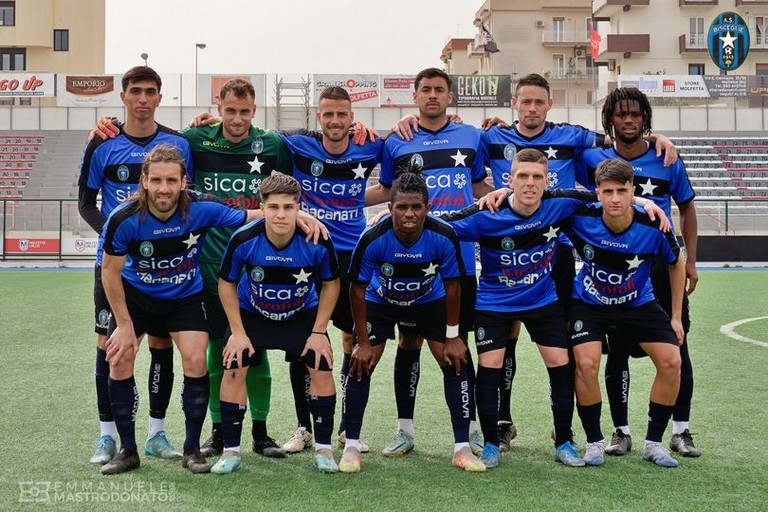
[{"xmin": 78, "ymin": 64, "xmax": 700, "ymax": 477}]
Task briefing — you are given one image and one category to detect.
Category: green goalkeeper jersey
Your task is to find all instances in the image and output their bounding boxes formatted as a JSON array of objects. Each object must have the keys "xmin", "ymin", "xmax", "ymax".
[{"xmin": 182, "ymin": 123, "xmax": 292, "ymax": 264}]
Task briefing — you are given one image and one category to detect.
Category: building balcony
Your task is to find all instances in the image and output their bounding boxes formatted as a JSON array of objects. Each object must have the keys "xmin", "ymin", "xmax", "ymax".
[
  {"xmin": 541, "ymin": 30, "xmax": 591, "ymax": 47},
  {"xmin": 679, "ymin": 0, "xmax": 718, "ymax": 5},
  {"xmin": 541, "ymin": 67, "xmax": 599, "ymax": 82},
  {"xmin": 679, "ymin": 33, "xmax": 708, "ymax": 53},
  {"xmin": 593, "ymin": 0, "xmax": 650, "ymax": 18},
  {"xmin": 468, "ymin": 35, "xmax": 487, "ymax": 59},
  {"xmin": 597, "ymin": 33, "xmax": 650, "ymax": 58}
]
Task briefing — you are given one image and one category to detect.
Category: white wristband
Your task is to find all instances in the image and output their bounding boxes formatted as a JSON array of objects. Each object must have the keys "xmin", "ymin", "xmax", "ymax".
[{"xmin": 446, "ymin": 324, "xmax": 459, "ymax": 338}]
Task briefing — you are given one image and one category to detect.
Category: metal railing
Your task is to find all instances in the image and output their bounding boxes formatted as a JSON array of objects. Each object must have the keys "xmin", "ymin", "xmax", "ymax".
[{"xmin": 2, "ymin": 198, "xmax": 766, "ymax": 261}]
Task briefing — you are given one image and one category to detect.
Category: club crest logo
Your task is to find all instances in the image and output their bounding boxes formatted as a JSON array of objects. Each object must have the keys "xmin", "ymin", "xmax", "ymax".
[
  {"xmin": 503, "ymin": 144, "xmax": 517, "ymax": 161},
  {"xmin": 98, "ymin": 309, "xmax": 110, "ymax": 327},
  {"xmin": 310, "ymin": 160, "xmax": 324, "ymax": 177},
  {"xmin": 477, "ymin": 327, "xmax": 486, "ymax": 340},
  {"xmin": 583, "ymin": 244, "xmax": 595, "ymax": 261},
  {"xmin": 117, "ymin": 165, "xmax": 130, "ymax": 182},
  {"xmin": 18, "ymin": 239, "xmax": 28, "ymax": 252},
  {"xmin": 409, "ymin": 153, "xmax": 424, "ymax": 170},
  {"xmin": 75, "ymin": 239, "xmax": 85, "ymax": 252},
  {"xmin": 250, "ymin": 266, "xmax": 265, "ymax": 282},
  {"xmin": 251, "ymin": 139, "xmax": 264, "ymax": 154},
  {"xmin": 708, "ymin": 12, "xmax": 750, "ymax": 71},
  {"xmin": 139, "ymin": 241, "xmax": 154, "ymax": 257},
  {"xmin": 501, "ymin": 237, "xmax": 515, "ymax": 251},
  {"xmin": 380, "ymin": 262, "xmax": 394, "ymax": 277},
  {"xmin": 573, "ymin": 320, "xmax": 583, "ymax": 332}
]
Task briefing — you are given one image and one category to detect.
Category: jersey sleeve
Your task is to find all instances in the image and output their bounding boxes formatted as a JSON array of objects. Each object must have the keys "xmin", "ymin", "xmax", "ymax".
[
  {"xmin": 573, "ymin": 151, "xmax": 594, "ymax": 190},
  {"xmin": 206, "ymin": 201, "xmax": 247, "ymax": 230},
  {"xmin": 379, "ymin": 139, "xmax": 397, "ymax": 188},
  {"xmin": 219, "ymin": 229, "xmax": 246, "ymax": 282},
  {"xmin": 315, "ymin": 237, "xmax": 340, "ymax": 281},
  {"xmin": 102, "ymin": 211, "xmax": 131, "ymax": 257},
  {"xmin": 669, "ymin": 159, "xmax": 696, "ymax": 206},
  {"xmin": 273, "ymin": 132, "xmax": 294, "ymax": 175},
  {"xmin": 441, "ymin": 204, "xmax": 483, "ymax": 242},
  {"xmin": 470, "ymin": 128, "xmax": 487, "ymax": 182},
  {"xmin": 660, "ymin": 228, "xmax": 681, "ymax": 265},
  {"xmin": 438, "ymin": 229, "xmax": 464, "ymax": 280},
  {"xmin": 349, "ymin": 234, "xmax": 375, "ymax": 284}
]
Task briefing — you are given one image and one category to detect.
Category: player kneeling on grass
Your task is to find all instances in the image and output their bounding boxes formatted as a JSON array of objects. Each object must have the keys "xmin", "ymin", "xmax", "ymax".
[
  {"xmin": 213, "ymin": 174, "xmax": 341, "ymax": 474},
  {"xmin": 100, "ymin": 144, "xmax": 260, "ymax": 475},
  {"xmin": 342, "ymin": 170, "xmax": 484, "ymax": 474},
  {"xmin": 567, "ymin": 159, "xmax": 685, "ymax": 468}
]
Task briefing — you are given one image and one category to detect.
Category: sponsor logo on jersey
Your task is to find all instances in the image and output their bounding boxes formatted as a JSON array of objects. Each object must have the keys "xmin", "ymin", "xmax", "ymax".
[
  {"xmin": 501, "ymin": 237, "xmax": 515, "ymax": 251},
  {"xmin": 251, "ymin": 266, "xmax": 265, "ymax": 282},
  {"xmin": 380, "ymin": 262, "xmax": 394, "ymax": 277},
  {"xmin": 503, "ymin": 144, "xmax": 517, "ymax": 161},
  {"xmin": 117, "ymin": 165, "xmax": 130, "ymax": 182},
  {"xmin": 139, "ymin": 241, "xmax": 154, "ymax": 257},
  {"xmin": 583, "ymin": 244, "xmax": 595, "ymax": 261},
  {"xmin": 310, "ymin": 160, "xmax": 324, "ymax": 177},
  {"xmin": 252, "ymin": 139, "xmax": 264, "ymax": 154}
]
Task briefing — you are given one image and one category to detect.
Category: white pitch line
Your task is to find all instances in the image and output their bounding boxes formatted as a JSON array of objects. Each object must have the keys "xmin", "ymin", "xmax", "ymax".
[{"xmin": 720, "ymin": 316, "xmax": 768, "ymax": 348}]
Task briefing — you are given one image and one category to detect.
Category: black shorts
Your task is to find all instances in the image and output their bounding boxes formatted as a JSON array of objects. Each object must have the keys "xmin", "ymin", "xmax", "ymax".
[
  {"xmin": 108, "ymin": 281, "xmax": 208, "ymax": 338},
  {"xmin": 93, "ymin": 265, "xmax": 111, "ymax": 335},
  {"xmin": 356, "ymin": 298, "xmax": 447, "ymax": 346},
  {"xmin": 318, "ymin": 250, "xmax": 353, "ymax": 334},
  {"xmin": 474, "ymin": 302, "xmax": 568, "ymax": 354},
  {"xmin": 200, "ymin": 259, "xmax": 228, "ymax": 340},
  {"xmin": 231, "ymin": 306, "xmax": 331, "ymax": 371},
  {"xmin": 551, "ymin": 243, "xmax": 576, "ymax": 317},
  {"xmin": 459, "ymin": 275, "xmax": 477, "ymax": 336},
  {"xmin": 648, "ymin": 257, "xmax": 691, "ymax": 333},
  {"xmin": 569, "ymin": 300, "xmax": 678, "ymax": 347}
]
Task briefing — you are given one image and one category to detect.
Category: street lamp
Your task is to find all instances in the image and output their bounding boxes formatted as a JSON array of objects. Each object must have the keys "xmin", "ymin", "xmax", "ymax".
[
  {"xmin": 195, "ymin": 43, "xmax": 207, "ymax": 106},
  {"xmin": 140, "ymin": 53, "xmax": 148, "ymax": 66}
]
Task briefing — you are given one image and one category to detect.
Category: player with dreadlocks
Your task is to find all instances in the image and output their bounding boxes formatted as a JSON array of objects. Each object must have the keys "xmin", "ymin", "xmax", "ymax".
[{"xmin": 575, "ymin": 86, "xmax": 699, "ymax": 462}]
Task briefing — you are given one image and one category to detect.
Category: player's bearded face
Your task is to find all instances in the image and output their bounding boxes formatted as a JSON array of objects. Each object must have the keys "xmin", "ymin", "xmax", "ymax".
[
  {"xmin": 318, "ymin": 99, "xmax": 353, "ymax": 143},
  {"xmin": 413, "ymin": 77, "xmax": 452, "ymax": 120},
  {"xmin": 143, "ymin": 162, "xmax": 185, "ymax": 216},
  {"xmin": 513, "ymin": 86, "xmax": 552, "ymax": 131},
  {"xmin": 219, "ymin": 93, "xmax": 256, "ymax": 142},
  {"xmin": 612, "ymin": 100, "xmax": 644, "ymax": 144},
  {"xmin": 389, "ymin": 192, "xmax": 428, "ymax": 241}
]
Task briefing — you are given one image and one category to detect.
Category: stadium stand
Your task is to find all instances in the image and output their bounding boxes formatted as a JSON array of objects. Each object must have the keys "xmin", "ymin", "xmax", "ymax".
[{"xmin": 673, "ymin": 136, "xmax": 768, "ymax": 201}]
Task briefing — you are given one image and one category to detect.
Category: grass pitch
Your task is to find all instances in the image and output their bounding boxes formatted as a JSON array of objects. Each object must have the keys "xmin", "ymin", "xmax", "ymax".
[{"xmin": 0, "ymin": 269, "xmax": 766, "ymax": 511}]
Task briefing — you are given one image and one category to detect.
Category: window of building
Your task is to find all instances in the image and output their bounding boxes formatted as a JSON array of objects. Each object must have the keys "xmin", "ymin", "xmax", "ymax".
[
  {"xmin": 552, "ymin": 89, "xmax": 565, "ymax": 106},
  {"xmin": 756, "ymin": 64, "xmax": 768, "ymax": 76},
  {"xmin": 0, "ymin": 1, "xmax": 14, "ymax": 26},
  {"xmin": 19, "ymin": 97, "xmax": 30, "ymax": 106},
  {"xmin": 756, "ymin": 17, "xmax": 768, "ymax": 47},
  {"xmin": 54, "ymin": 29, "xmax": 69, "ymax": 51},
  {"xmin": 689, "ymin": 63, "xmax": 705, "ymax": 75},
  {"xmin": 553, "ymin": 54, "xmax": 565, "ymax": 78},
  {"xmin": 552, "ymin": 18, "xmax": 565, "ymax": 42},
  {"xmin": 689, "ymin": 17, "xmax": 705, "ymax": 47},
  {"xmin": 0, "ymin": 48, "xmax": 25, "ymax": 70}
]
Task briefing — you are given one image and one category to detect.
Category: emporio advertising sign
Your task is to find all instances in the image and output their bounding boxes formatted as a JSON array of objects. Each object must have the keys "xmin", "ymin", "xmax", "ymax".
[
  {"xmin": 0, "ymin": 73, "xmax": 55, "ymax": 97},
  {"xmin": 313, "ymin": 75, "xmax": 379, "ymax": 107},
  {"xmin": 56, "ymin": 75, "xmax": 122, "ymax": 106}
]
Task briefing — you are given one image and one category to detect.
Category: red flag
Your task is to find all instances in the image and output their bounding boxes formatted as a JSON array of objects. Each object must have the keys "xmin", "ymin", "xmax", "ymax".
[{"xmin": 590, "ymin": 29, "xmax": 601, "ymax": 60}]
